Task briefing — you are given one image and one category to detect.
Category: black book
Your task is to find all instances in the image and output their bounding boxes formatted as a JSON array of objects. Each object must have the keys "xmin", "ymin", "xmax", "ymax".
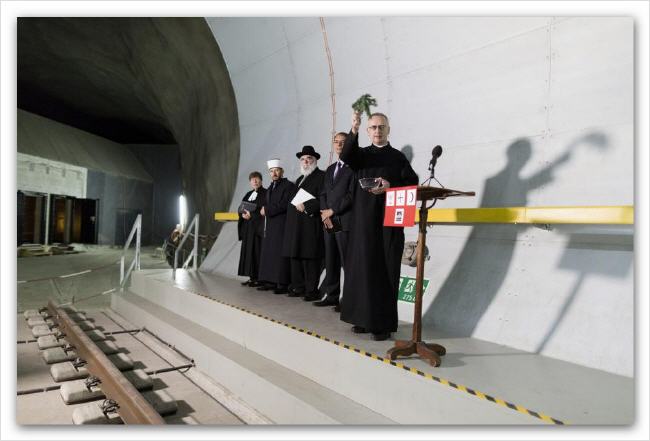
[
  {"xmin": 325, "ymin": 216, "xmax": 342, "ymax": 234},
  {"xmin": 238, "ymin": 201, "xmax": 258, "ymax": 213}
]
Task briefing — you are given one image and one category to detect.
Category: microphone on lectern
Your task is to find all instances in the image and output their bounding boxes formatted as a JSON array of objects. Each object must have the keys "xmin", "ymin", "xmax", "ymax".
[{"xmin": 428, "ymin": 145, "xmax": 443, "ymax": 177}]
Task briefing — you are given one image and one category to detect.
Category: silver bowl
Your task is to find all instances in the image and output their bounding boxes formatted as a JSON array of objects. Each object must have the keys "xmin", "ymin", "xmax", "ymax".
[{"xmin": 359, "ymin": 177, "xmax": 381, "ymax": 190}]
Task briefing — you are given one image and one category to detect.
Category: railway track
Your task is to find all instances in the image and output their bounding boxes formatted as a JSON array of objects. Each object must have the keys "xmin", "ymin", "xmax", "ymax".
[{"xmin": 18, "ymin": 302, "xmax": 244, "ymax": 425}]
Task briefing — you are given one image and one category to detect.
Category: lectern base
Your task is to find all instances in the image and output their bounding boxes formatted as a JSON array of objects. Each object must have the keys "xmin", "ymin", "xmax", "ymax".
[{"xmin": 386, "ymin": 340, "xmax": 446, "ymax": 367}]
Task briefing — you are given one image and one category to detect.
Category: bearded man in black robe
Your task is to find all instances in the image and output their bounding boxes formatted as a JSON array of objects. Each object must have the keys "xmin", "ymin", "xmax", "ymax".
[
  {"xmin": 237, "ymin": 171, "xmax": 267, "ymax": 287},
  {"xmin": 340, "ymin": 111, "xmax": 419, "ymax": 341},
  {"xmin": 282, "ymin": 146, "xmax": 326, "ymax": 301},
  {"xmin": 257, "ymin": 159, "xmax": 295, "ymax": 294}
]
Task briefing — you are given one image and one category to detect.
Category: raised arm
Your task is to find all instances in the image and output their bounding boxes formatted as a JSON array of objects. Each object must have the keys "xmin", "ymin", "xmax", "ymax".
[{"xmin": 339, "ymin": 111, "xmax": 362, "ymax": 170}]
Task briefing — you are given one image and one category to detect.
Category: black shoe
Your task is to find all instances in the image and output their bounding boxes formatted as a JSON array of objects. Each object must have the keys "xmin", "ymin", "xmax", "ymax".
[
  {"xmin": 372, "ymin": 332, "xmax": 391, "ymax": 341},
  {"xmin": 241, "ymin": 280, "xmax": 251, "ymax": 286},
  {"xmin": 248, "ymin": 280, "xmax": 260, "ymax": 287},
  {"xmin": 313, "ymin": 297, "xmax": 339, "ymax": 307},
  {"xmin": 287, "ymin": 289, "xmax": 304, "ymax": 298},
  {"xmin": 273, "ymin": 287, "xmax": 289, "ymax": 295},
  {"xmin": 256, "ymin": 284, "xmax": 273, "ymax": 291},
  {"xmin": 303, "ymin": 292, "xmax": 321, "ymax": 302},
  {"xmin": 333, "ymin": 304, "xmax": 341, "ymax": 312},
  {"xmin": 351, "ymin": 325, "xmax": 368, "ymax": 334}
]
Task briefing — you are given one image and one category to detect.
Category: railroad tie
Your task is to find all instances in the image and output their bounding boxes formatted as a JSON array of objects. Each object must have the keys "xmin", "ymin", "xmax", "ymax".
[
  {"xmin": 51, "ymin": 353, "xmax": 135, "ymax": 382},
  {"xmin": 72, "ymin": 390, "xmax": 178, "ymax": 424},
  {"xmin": 60, "ymin": 369, "xmax": 153, "ymax": 404},
  {"xmin": 37, "ymin": 335, "xmax": 69, "ymax": 350}
]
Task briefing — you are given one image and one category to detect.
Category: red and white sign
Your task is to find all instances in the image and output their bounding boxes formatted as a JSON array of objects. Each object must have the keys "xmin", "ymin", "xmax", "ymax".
[{"xmin": 384, "ymin": 185, "xmax": 417, "ymax": 227}]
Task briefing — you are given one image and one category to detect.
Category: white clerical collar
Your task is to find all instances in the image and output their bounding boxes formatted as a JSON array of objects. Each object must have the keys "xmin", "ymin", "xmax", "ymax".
[{"xmin": 373, "ymin": 143, "xmax": 388, "ymax": 148}]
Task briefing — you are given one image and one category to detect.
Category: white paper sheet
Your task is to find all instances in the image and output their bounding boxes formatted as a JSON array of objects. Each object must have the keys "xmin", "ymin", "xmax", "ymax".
[{"xmin": 291, "ymin": 188, "xmax": 315, "ymax": 206}]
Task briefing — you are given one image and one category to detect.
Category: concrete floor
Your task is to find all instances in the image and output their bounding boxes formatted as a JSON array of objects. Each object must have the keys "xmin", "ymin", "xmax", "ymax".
[
  {"xmin": 139, "ymin": 268, "xmax": 634, "ymax": 425},
  {"xmin": 16, "ymin": 245, "xmax": 244, "ymax": 425},
  {"xmin": 15, "ymin": 246, "xmax": 634, "ymax": 425},
  {"xmin": 17, "ymin": 245, "xmax": 168, "ymax": 312}
]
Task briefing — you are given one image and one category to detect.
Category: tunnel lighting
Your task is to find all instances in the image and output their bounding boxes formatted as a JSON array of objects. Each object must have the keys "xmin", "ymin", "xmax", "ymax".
[{"xmin": 179, "ymin": 195, "xmax": 187, "ymax": 231}]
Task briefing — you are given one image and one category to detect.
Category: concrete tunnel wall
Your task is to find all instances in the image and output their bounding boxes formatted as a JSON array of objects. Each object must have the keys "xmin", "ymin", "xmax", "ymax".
[
  {"xmin": 201, "ymin": 17, "xmax": 634, "ymax": 377},
  {"xmin": 17, "ymin": 18, "xmax": 240, "ymax": 239},
  {"xmin": 17, "ymin": 109, "xmax": 156, "ymax": 245}
]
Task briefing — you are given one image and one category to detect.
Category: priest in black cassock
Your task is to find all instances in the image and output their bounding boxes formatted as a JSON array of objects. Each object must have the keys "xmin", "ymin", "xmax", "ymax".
[
  {"xmin": 340, "ymin": 111, "xmax": 419, "ymax": 341},
  {"xmin": 257, "ymin": 159, "xmax": 295, "ymax": 294},
  {"xmin": 282, "ymin": 146, "xmax": 326, "ymax": 301},
  {"xmin": 237, "ymin": 171, "xmax": 267, "ymax": 287}
]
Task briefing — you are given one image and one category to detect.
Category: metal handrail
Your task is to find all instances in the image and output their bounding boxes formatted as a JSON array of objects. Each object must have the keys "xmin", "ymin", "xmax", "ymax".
[
  {"xmin": 120, "ymin": 214, "xmax": 141, "ymax": 291},
  {"xmin": 173, "ymin": 213, "xmax": 199, "ymax": 279}
]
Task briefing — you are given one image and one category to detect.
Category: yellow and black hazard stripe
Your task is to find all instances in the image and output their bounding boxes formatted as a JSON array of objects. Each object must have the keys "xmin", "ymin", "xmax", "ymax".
[{"xmin": 183, "ymin": 286, "xmax": 566, "ymax": 425}]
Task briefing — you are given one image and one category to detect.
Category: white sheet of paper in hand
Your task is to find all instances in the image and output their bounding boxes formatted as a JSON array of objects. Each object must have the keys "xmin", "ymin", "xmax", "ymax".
[{"xmin": 291, "ymin": 188, "xmax": 315, "ymax": 206}]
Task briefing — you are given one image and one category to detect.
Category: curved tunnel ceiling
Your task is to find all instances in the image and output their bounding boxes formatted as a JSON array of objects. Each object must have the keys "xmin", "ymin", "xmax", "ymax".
[
  {"xmin": 18, "ymin": 18, "xmax": 175, "ymax": 144},
  {"xmin": 18, "ymin": 17, "xmax": 240, "ymax": 235}
]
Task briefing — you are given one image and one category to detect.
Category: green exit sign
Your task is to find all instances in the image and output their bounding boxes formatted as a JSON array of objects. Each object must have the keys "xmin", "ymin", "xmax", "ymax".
[{"xmin": 398, "ymin": 276, "xmax": 430, "ymax": 303}]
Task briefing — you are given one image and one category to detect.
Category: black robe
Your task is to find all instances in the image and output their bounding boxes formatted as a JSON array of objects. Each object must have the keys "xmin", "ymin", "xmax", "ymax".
[
  {"xmin": 237, "ymin": 187, "xmax": 267, "ymax": 279},
  {"xmin": 282, "ymin": 168, "xmax": 326, "ymax": 259},
  {"xmin": 339, "ymin": 133, "xmax": 419, "ymax": 332},
  {"xmin": 258, "ymin": 178, "xmax": 295, "ymax": 285}
]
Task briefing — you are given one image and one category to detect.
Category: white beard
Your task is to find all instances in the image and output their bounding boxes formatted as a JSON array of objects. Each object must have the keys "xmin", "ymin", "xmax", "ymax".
[{"xmin": 301, "ymin": 162, "xmax": 317, "ymax": 177}]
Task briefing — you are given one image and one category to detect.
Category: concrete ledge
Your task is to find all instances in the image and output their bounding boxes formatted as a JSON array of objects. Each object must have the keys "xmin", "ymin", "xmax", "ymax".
[
  {"xmin": 113, "ymin": 276, "xmax": 536, "ymax": 424},
  {"xmin": 112, "ymin": 293, "xmax": 393, "ymax": 425}
]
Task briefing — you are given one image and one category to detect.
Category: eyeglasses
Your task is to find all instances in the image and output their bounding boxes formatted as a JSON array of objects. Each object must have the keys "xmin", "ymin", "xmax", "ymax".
[{"xmin": 368, "ymin": 125, "xmax": 386, "ymax": 131}]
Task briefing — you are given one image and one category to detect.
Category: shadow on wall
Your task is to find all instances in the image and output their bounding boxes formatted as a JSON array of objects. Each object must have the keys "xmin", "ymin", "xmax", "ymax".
[
  {"xmin": 422, "ymin": 133, "xmax": 609, "ymax": 337},
  {"xmin": 400, "ymin": 145, "xmax": 414, "ymax": 164},
  {"xmin": 535, "ymin": 228, "xmax": 632, "ymax": 353}
]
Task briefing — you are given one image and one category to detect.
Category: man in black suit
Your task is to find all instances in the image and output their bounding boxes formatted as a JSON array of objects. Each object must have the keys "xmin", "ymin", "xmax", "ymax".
[
  {"xmin": 282, "ymin": 146, "xmax": 326, "ymax": 301},
  {"xmin": 313, "ymin": 132, "xmax": 354, "ymax": 310}
]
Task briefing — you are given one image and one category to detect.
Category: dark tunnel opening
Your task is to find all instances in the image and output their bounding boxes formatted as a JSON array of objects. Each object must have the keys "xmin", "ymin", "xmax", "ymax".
[{"xmin": 17, "ymin": 17, "xmax": 240, "ymax": 247}]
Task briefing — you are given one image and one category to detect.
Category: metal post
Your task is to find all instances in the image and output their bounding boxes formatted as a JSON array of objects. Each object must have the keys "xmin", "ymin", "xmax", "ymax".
[
  {"xmin": 120, "ymin": 256, "xmax": 125, "ymax": 291},
  {"xmin": 173, "ymin": 213, "xmax": 199, "ymax": 279},
  {"xmin": 193, "ymin": 216, "xmax": 199, "ymax": 270},
  {"xmin": 119, "ymin": 214, "xmax": 142, "ymax": 291},
  {"xmin": 44, "ymin": 194, "xmax": 51, "ymax": 246},
  {"xmin": 136, "ymin": 215, "xmax": 141, "ymax": 271}
]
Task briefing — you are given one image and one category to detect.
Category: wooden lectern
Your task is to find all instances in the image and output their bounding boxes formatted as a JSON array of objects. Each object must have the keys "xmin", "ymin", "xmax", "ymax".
[{"xmin": 386, "ymin": 186, "xmax": 474, "ymax": 367}]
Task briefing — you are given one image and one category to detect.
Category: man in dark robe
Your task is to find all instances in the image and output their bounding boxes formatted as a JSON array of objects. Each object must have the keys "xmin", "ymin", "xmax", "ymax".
[
  {"xmin": 314, "ymin": 132, "xmax": 354, "ymax": 310},
  {"xmin": 237, "ymin": 171, "xmax": 267, "ymax": 287},
  {"xmin": 257, "ymin": 159, "xmax": 295, "ymax": 294},
  {"xmin": 340, "ymin": 111, "xmax": 419, "ymax": 341},
  {"xmin": 282, "ymin": 145, "xmax": 326, "ymax": 301}
]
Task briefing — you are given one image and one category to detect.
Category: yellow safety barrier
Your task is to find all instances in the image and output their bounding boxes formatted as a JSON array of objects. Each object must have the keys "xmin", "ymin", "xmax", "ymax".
[
  {"xmin": 214, "ymin": 212, "xmax": 239, "ymax": 222},
  {"xmin": 216, "ymin": 206, "xmax": 633, "ymax": 225}
]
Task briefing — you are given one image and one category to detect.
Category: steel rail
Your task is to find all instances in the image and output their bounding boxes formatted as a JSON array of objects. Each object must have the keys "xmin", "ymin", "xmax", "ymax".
[{"xmin": 47, "ymin": 301, "xmax": 165, "ymax": 424}]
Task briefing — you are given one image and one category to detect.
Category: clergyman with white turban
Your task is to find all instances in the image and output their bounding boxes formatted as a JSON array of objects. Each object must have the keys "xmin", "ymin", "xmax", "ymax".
[{"xmin": 256, "ymin": 158, "xmax": 296, "ymax": 294}]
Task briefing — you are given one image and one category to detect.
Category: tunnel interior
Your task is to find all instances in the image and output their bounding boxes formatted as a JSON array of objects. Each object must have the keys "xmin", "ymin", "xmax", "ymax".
[{"xmin": 17, "ymin": 17, "xmax": 240, "ymax": 244}]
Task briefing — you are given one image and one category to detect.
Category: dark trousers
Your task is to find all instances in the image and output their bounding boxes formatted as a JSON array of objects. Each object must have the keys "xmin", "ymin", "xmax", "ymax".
[
  {"xmin": 319, "ymin": 230, "xmax": 348, "ymax": 301},
  {"xmin": 290, "ymin": 258, "xmax": 321, "ymax": 294},
  {"xmin": 260, "ymin": 256, "xmax": 290, "ymax": 289}
]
